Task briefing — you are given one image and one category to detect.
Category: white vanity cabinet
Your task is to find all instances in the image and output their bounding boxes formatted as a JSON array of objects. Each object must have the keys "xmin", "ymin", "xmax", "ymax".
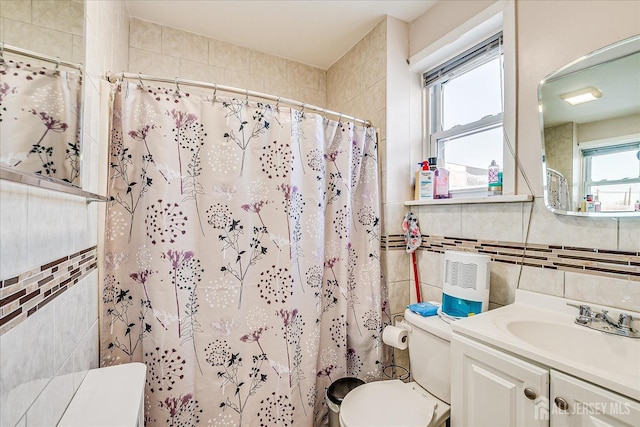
[
  {"xmin": 452, "ymin": 333, "xmax": 640, "ymax": 427},
  {"xmin": 551, "ymin": 370, "xmax": 640, "ymax": 427},
  {"xmin": 451, "ymin": 333, "xmax": 549, "ymax": 427}
]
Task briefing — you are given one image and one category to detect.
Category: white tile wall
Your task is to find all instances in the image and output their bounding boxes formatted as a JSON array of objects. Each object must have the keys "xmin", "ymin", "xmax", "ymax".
[
  {"xmin": 0, "ymin": 0, "xmax": 32, "ymax": 22},
  {"xmin": 415, "ymin": 204, "xmax": 463, "ymax": 237},
  {"xmin": 618, "ymin": 217, "xmax": 640, "ymax": 252},
  {"xmin": 0, "ymin": 181, "xmax": 29, "ymax": 280},
  {"xmin": 1, "ymin": 1, "xmax": 128, "ymax": 425},
  {"xmin": 565, "ymin": 272, "xmax": 639, "ymax": 312},
  {"xmin": 128, "ymin": 18, "xmax": 327, "ymax": 108},
  {"xmin": 0, "ymin": 299, "xmax": 55, "ymax": 427},
  {"xmin": 526, "ymin": 198, "xmax": 619, "ymax": 249},
  {"xmin": 0, "ymin": 273, "xmax": 99, "ymax": 427},
  {"xmin": 517, "ymin": 265, "xmax": 564, "ymax": 298}
]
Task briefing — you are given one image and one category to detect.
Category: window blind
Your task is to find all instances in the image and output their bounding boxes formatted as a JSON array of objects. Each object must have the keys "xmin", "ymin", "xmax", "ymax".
[
  {"xmin": 581, "ymin": 141, "xmax": 640, "ymax": 157},
  {"xmin": 424, "ymin": 32, "xmax": 503, "ymax": 87}
]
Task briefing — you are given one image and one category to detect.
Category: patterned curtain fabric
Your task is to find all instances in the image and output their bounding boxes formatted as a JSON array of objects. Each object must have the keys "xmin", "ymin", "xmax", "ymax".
[
  {"xmin": 0, "ymin": 60, "xmax": 82, "ymax": 185},
  {"xmin": 102, "ymin": 81, "xmax": 389, "ymax": 426}
]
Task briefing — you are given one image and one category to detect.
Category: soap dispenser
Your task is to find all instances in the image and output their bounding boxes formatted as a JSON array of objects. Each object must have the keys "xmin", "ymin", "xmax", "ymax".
[{"xmin": 414, "ymin": 161, "xmax": 434, "ymax": 200}]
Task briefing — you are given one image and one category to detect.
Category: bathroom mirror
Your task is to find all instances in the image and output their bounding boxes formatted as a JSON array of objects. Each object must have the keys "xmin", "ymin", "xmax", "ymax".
[
  {"xmin": 538, "ymin": 35, "xmax": 640, "ymax": 217},
  {"xmin": 0, "ymin": 0, "xmax": 85, "ymax": 188}
]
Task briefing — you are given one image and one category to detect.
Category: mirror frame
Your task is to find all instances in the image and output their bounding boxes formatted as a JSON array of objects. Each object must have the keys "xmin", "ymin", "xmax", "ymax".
[{"xmin": 538, "ymin": 35, "xmax": 640, "ymax": 218}]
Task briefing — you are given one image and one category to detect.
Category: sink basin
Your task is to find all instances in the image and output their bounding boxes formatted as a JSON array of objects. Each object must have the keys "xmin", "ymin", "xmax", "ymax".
[
  {"xmin": 504, "ymin": 320, "xmax": 639, "ymax": 376},
  {"xmin": 452, "ymin": 290, "xmax": 640, "ymax": 401}
]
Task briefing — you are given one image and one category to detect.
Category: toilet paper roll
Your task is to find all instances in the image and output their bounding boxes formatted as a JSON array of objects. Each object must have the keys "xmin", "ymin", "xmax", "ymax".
[{"xmin": 382, "ymin": 325, "xmax": 408, "ymax": 350}]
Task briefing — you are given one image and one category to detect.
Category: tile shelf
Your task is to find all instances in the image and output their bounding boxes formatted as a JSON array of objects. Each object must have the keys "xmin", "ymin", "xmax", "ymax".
[{"xmin": 405, "ymin": 194, "xmax": 533, "ymax": 206}]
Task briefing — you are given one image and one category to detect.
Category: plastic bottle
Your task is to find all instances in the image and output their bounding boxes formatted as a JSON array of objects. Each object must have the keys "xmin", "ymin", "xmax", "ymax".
[
  {"xmin": 414, "ymin": 161, "xmax": 434, "ymax": 200},
  {"xmin": 488, "ymin": 160, "xmax": 501, "ymax": 196},
  {"xmin": 594, "ymin": 194, "xmax": 601, "ymax": 212},
  {"xmin": 434, "ymin": 159, "xmax": 450, "ymax": 199},
  {"xmin": 585, "ymin": 194, "xmax": 595, "ymax": 212},
  {"xmin": 635, "ymin": 200, "xmax": 640, "ymax": 212}
]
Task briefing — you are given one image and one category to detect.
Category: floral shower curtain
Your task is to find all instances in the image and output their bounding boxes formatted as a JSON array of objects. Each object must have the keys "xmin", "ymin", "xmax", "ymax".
[
  {"xmin": 0, "ymin": 59, "xmax": 82, "ymax": 185},
  {"xmin": 102, "ymin": 81, "xmax": 389, "ymax": 426}
]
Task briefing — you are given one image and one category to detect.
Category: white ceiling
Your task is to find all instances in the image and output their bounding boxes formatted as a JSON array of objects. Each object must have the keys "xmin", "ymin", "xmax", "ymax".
[
  {"xmin": 541, "ymin": 45, "xmax": 640, "ymax": 128},
  {"xmin": 125, "ymin": 0, "xmax": 438, "ymax": 69}
]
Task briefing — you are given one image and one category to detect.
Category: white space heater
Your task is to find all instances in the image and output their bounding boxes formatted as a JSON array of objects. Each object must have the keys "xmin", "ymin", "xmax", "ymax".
[{"xmin": 441, "ymin": 250, "xmax": 491, "ymax": 318}]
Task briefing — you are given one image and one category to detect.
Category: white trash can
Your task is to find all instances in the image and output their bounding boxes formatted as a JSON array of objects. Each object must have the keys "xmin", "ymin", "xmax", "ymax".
[{"xmin": 326, "ymin": 377, "xmax": 365, "ymax": 427}]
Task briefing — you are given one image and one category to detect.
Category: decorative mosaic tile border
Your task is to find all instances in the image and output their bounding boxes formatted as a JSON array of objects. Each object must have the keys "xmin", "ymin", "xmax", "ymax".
[
  {"xmin": 0, "ymin": 246, "xmax": 98, "ymax": 335},
  {"xmin": 381, "ymin": 234, "xmax": 640, "ymax": 282}
]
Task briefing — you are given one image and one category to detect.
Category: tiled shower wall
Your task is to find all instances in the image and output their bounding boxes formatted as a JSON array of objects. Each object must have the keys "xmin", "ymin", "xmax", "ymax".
[
  {"xmin": 0, "ymin": 1, "xmax": 129, "ymax": 426},
  {"xmin": 127, "ymin": 18, "xmax": 326, "ymax": 108}
]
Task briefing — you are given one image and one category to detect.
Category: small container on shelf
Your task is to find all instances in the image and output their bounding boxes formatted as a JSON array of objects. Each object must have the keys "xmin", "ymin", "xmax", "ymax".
[
  {"xmin": 487, "ymin": 160, "xmax": 502, "ymax": 196},
  {"xmin": 434, "ymin": 158, "xmax": 451, "ymax": 199},
  {"xmin": 414, "ymin": 161, "xmax": 434, "ymax": 201}
]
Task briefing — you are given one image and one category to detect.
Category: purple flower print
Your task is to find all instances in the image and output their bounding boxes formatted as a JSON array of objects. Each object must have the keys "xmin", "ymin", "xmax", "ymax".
[
  {"xmin": 278, "ymin": 308, "xmax": 298, "ymax": 327},
  {"xmin": 324, "ymin": 256, "xmax": 340, "ymax": 269},
  {"xmin": 30, "ymin": 110, "xmax": 69, "ymax": 132},
  {"xmin": 159, "ymin": 393, "xmax": 196, "ymax": 427},
  {"xmin": 239, "ymin": 326, "xmax": 270, "ymax": 355},
  {"xmin": 163, "ymin": 249, "xmax": 194, "ymax": 270},
  {"xmin": 168, "ymin": 109, "xmax": 197, "ymax": 129},
  {"xmin": 0, "ymin": 82, "xmax": 18, "ymax": 103},
  {"xmin": 316, "ymin": 364, "xmax": 337, "ymax": 383}
]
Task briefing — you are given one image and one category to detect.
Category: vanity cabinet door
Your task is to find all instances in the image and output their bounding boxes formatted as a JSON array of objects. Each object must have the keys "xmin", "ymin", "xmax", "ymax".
[
  {"xmin": 550, "ymin": 370, "xmax": 640, "ymax": 427},
  {"xmin": 452, "ymin": 334, "xmax": 549, "ymax": 427}
]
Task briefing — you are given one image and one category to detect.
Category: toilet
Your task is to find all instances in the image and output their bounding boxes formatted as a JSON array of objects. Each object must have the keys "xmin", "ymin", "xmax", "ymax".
[{"xmin": 339, "ymin": 309, "xmax": 452, "ymax": 427}]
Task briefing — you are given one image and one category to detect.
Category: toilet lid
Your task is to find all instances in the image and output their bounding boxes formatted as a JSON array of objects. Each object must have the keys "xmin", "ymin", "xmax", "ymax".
[{"xmin": 339, "ymin": 380, "xmax": 436, "ymax": 427}]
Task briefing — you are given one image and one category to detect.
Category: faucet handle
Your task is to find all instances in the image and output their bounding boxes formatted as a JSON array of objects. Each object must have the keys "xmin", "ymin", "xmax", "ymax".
[
  {"xmin": 578, "ymin": 305, "xmax": 592, "ymax": 317},
  {"xmin": 618, "ymin": 313, "xmax": 635, "ymax": 330},
  {"xmin": 567, "ymin": 303, "xmax": 592, "ymax": 324}
]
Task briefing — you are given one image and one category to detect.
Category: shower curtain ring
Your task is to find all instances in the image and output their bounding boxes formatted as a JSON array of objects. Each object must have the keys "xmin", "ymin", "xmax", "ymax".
[
  {"xmin": 245, "ymin": 89, "xmax": 249, "ymax": 104},
  {"xmin": 213, "ymin": 84, "xmax": 217, "ymax": 102},
  {"xmin": 137, "ymin": 72, "xmax": 144, "ymax": 88},
  {"xmin": 0, "ymin": 42, "xmax": 4, "ymax": 65},
  {"xmin": 275, "ymin": 97, "xmax": 280, "ymax": 110},
  {"xmin": 54, "ymin": 57, "xmax": 61, "ymax": 75}
]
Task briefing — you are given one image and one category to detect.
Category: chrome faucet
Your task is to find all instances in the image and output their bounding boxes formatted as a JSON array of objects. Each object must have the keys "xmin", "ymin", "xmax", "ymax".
[
  {"xmin": 568, "ymin": 304, "xmax": 640, "ymax": 338},
  {"xmin": 574, "ymin": 304, "xmax": 593, "ymax": 325}
]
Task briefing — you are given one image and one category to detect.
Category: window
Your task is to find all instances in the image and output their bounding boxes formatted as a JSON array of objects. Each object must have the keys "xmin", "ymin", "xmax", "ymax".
[
  {"xmin": 582, "ymin": 141, "xmax": 640, "ymax": 211},
  {"xmin": 425, "ymin": 33, "xmax": 504, "ymax": 193}
]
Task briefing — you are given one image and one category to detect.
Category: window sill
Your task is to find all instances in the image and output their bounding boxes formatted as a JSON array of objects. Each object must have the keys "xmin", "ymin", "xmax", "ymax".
[{"xmin": 405, "ymin": 194, "xmax": 533, "ymax": 206}]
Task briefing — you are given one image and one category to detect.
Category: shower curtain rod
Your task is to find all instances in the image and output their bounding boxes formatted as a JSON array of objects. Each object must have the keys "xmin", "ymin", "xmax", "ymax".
[
  {"xmin": 108, "ymin": 71, "xmax": 371, "ymax": 127},
  {"xmin": 0, "ymin": 43, "xmax": 82, "ymax": 71}
]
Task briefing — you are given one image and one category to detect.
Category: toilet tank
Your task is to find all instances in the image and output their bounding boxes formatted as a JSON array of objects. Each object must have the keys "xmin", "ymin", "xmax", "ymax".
[{"xmin": 404, "ymin": 309, "xmax": 451, "ymax": 404}]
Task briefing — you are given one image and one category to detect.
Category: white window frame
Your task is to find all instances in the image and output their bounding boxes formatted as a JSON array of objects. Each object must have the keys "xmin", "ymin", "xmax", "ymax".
[
  {"xmin": 425, "ymin": 32, "xmax": 504, "ymax": 196},
  {"xmin": 408, "ymin": 2, "xmax": 517, "ymax": 197},
  {"xmin": 578, "ymin": 135, "xmax": 640, "ymax": 208}
]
